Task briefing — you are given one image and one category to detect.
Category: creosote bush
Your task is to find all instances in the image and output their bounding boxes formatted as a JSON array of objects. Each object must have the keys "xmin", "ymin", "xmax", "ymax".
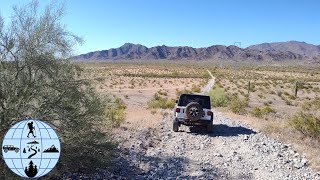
[
  {"xmin": 228, "ymin": 96, "xmax": 248, "ymax": 114},
  {"xmin": 251, "ymin": 106, "xmax": 276, "ymax": 118},
  {"xmin": 289, "ymin": 111, "xmax": 320, "ymax": 138},
  {"xmin": 206, "ymin": 84, "xmax": 230, "ymax": 107},
  {"xmin": 148, "ymin": 90, "xmax": 176, "ymax": 109}
]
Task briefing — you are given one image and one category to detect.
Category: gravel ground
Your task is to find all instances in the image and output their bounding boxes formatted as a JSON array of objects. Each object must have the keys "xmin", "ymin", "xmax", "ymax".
[
  {"xmin": 64, "ymin": 72, "xmax": 320, "ymax": 179},
  {"xmin": 93, "ymin": 111, "xmax": 319, "ymax": 180}
]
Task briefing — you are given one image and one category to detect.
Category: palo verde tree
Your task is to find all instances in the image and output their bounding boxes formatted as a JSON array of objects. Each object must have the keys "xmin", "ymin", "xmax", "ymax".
[{"xmin": 0, "ymin": 1, "xmax": 115, "ymax": 178}]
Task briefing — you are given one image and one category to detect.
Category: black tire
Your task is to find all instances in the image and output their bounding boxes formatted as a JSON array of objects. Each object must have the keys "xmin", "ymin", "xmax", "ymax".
[
  {"xmin": 185, "ymin": 102, "xmax": 203, "ymax": 121},
  {"xmin": 173, "ymin": 120, "xmax": 179, "ymax": 132},
  {"xmin": 4, "ymin": 149, "xmax": 8, "ymax": 153},
  {"xmin": 206, "ymin": 123, "xmax": 213, "ymax": 133}
]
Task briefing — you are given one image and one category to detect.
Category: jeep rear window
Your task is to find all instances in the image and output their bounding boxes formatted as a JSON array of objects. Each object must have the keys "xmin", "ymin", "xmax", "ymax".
[{"xmin": 178, "ymin": 94, "xmax": 211, "ymax": 109}]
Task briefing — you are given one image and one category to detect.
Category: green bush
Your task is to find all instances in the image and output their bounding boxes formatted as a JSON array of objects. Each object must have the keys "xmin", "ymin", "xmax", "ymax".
[
  {"xmin": 0, "ymin": 1, "xmax": 118, "ymax": 178},
  {"xmin": 251, "ymin": 106, "xmax": 276, "ymax": 118},
  {"xmin": 228, "ymin": 96, "xmax": 248, "ymax": 114},
  {"xmin": 289, "ymin": 111, "xmax": 320, "ymax": 138},
  {"xmin": 105, "ymin": 97, "xmax": 126, "ymax": 127},
  {"xmin": 206, "ymin": 85, "xmax": 230, "ymax": 107},
  {"xmin": 262, "ymin": 106, "xmax": 276, "ymax": 114},
  {"xmin": 251, "ymin": 107, "xmax": 263, "ymax": 118},
  {"xmin": 148, "ymin": 91, "xmax": 176, "ymax": 109}
]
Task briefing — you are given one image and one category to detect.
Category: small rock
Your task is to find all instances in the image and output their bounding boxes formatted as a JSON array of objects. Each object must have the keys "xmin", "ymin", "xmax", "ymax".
[
  {"xmin": 200, "ymin": 144, "xmax": 205, "ymax": 149},
  {"xmin": 301, "ymin": 158, "xmax": 308, "ymax": 165},
  {"xmin": 244, "ymin": 135, "xmax": 249, "ymax": 140},
  {"xmin": 214, "ymin": 153, "xmax": 223, "ymax": 157}
]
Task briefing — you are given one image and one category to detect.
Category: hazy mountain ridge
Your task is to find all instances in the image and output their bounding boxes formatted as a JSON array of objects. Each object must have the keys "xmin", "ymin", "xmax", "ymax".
[
  {"xmin": 247, "ymin": 41, "xmax": 320, "ymax": 57},
  {"xmin": 74, "ymin": 41, "xmax": 320, "ymax": 62}
]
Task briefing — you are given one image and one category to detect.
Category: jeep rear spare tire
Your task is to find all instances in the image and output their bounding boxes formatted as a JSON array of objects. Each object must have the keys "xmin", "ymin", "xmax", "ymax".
[{"xmin": 185, "ymin": 102, "xmax": 203, "ymax": 121}]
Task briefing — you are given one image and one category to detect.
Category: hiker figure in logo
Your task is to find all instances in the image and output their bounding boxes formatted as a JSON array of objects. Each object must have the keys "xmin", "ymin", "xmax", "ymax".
[{"xmin": 27, "ymin": 122, "xmax": 36, "ymax": 138}]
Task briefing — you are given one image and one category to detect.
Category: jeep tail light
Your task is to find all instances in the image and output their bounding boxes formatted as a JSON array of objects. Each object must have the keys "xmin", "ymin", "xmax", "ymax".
[
  {"xmin": 176, "ymin": 108, "xmax": 180, "ymax": 113},
  {"xmin": 207, "ymin": 111, "xmax": 213, "ymax": 116}
]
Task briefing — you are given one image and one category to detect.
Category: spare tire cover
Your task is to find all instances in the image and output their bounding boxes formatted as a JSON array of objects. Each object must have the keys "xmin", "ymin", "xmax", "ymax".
[{"xmin": 185, "ymin": 102, "xmax": 203, "ymax": 121}]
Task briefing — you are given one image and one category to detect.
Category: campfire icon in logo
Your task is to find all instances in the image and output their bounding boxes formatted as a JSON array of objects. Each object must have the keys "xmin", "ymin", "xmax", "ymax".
[{"xmin": 2, "ymin": 119, "xmax": 61, "ymax": 178}]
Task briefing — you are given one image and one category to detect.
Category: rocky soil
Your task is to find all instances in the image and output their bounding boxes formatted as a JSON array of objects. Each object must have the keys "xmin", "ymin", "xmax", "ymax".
[
  {"xmin": 76, "ymin": 111, "xmax": 320, "ymax": 180},
  {"xmin": 64, "ymin": 73, "xmax": 320, "ymax": 179}
]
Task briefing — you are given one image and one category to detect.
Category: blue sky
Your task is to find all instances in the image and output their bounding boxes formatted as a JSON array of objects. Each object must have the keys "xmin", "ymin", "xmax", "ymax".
[{"xmin": 1, "ymin": 0, "xmax": 319, "ymax": 55}]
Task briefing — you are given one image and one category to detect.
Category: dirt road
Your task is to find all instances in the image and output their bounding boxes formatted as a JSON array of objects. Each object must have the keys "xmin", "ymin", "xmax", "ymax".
[
  {"xmin": 95, "ymin": 71, "xmax": 320, "ymax": 179},
  {"xmin": 201, "ymin": 70, "xmax": 215, "ymax": 94}
]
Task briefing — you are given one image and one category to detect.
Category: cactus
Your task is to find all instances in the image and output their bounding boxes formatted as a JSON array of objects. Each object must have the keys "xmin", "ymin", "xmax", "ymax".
[{"xmin": 295, "ymin": 81, "xmax": 298, "ymax": 97}]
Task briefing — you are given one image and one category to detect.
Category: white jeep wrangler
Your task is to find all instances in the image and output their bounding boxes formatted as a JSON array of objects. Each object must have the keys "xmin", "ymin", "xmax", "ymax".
[{"xmin": 173, "ymin": 94, "xmax": 213, "ymax": 132}]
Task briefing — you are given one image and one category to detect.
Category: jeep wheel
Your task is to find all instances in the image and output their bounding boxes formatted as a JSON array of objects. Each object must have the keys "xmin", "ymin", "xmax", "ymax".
[
  {"xmin": 185, "ymin": 102, "xmax": 203, "ymax": 121},
  {"xmin": 173, "ymin": 120, "xmax": 179, "ymax": 132},
  {"xmin": 206, "ymin": 123, "xmax": 213, "ymax": 133}
]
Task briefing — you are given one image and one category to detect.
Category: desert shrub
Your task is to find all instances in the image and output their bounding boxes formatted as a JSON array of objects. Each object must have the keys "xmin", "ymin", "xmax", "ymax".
[
  {"xmin": 249, "ymin": 84, "xmax": 256, "ymax": 92},
  {"xmin": 251, "ymin": 107, "xmax": 263, "ymax": 118},
  {"xmin": 105, "ymin": 97, "xmax": 126, "ymax": 127},
  {"xmin": 191, "ymin": 84, "xmax": 201, "ymax": 93},
  {"xmin": 288, "ymin": 94, "xmax": 296, "ymax": 100},
  {"xmin": 285, "ymin": 98, "xmax": 293, "ymax": 106},
  {"xmin": 206, "ymin": 85, "xmax": 230, "ymax": 107},
  {"xmin": 148, "ymin": 91, "xmax": 176, "ymax": 109},
  {"xmin": 147, "ymin": 97, "xmax": 175, "ymax": 109},
  {"xmin": 302, "ymin": 98, "xmax": 320, "ymax": 111},
  {"xmin": 176, "ymin": 88, "xmax": 193, "ymax": 97},
  {"xmin": 289, "ymin": 111, "xmax": 320, "ymax": 138},
  {"xmin": 283, "ymin": 91, "xmax": 290, "ymax": 96},
  {"xmin": 0, "ymin": 1, "xmax": 118, "ymax": 178},
  {"xmin": 158, "ymin": 89, "xmax": 168, "ymax": 96},
  {"xmin": 228, "ymin": 96, "xmax": 248, "ymax": 114},
  {"xmin": 239, "ymin": 90, "xmax": 245, "ymax": 95},
  {"xmin": 251, "ymin": 106, "xmax": 276, "ymax": 118},
  {"xmin": 262, "ymin": 106, "xmax": 276, "ymax": 114}
]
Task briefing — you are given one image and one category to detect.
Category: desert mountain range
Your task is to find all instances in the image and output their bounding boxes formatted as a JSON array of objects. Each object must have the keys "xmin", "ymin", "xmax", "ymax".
[{"xmin": 74, "ymin": 41, "xmax": 320, "ymax": 62}]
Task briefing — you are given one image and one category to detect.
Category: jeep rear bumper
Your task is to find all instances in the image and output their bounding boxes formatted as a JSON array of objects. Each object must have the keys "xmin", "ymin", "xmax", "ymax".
[{"xmin": 175, "ymin": 117, "xmax": 212, "ymax": 126}]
